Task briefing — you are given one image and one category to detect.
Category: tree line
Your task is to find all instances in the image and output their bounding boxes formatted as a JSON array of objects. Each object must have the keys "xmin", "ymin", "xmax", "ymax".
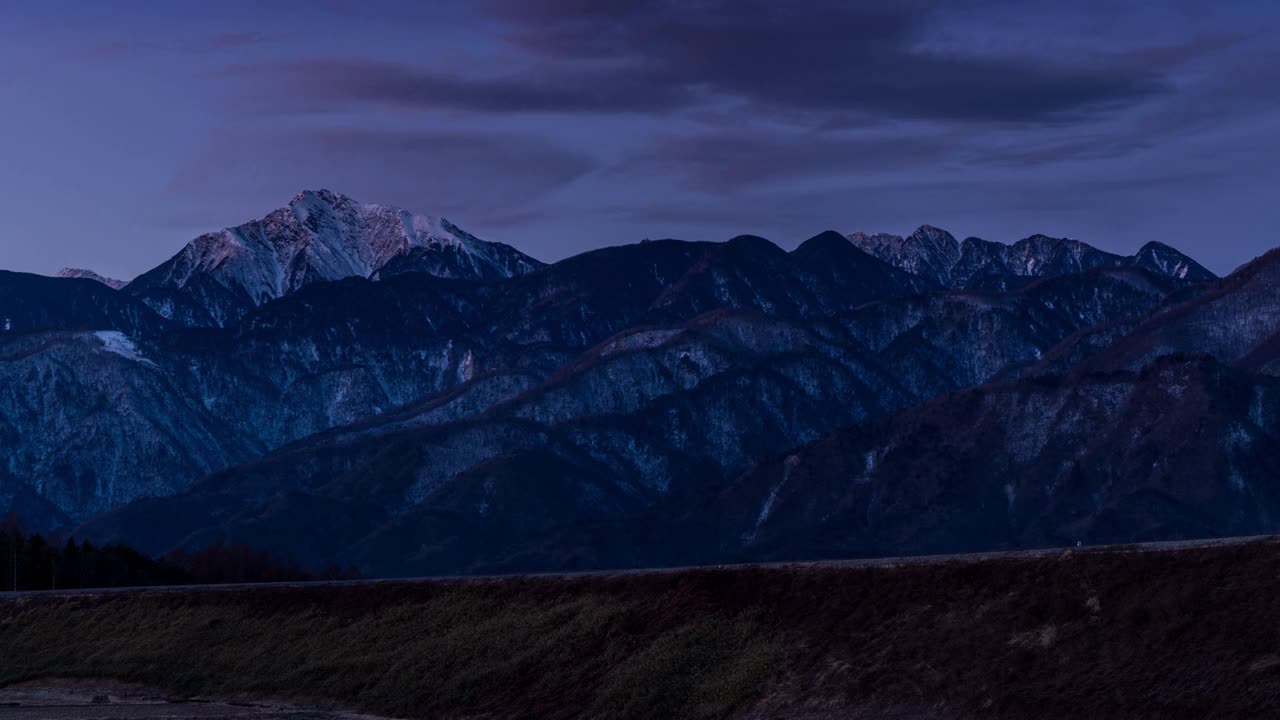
[{"xmin": 0, "ymin": 513, "xmax": 355, "ymax": 592}]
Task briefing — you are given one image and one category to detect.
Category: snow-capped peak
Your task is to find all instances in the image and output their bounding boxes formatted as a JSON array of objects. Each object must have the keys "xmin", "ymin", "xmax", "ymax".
[
  {"xmin": 55, "ymin": 268, "xmax": 127, "ymax": 290},
  {"xmin": 127, "ymin": 189, "xmax": 545, "ymax": 320},
  {"xmin": 846, "ymin": 225, "xmax": 1213, "ymax": 288}
]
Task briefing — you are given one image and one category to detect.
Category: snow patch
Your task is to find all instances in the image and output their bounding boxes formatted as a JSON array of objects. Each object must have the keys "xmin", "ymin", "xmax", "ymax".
[
  {"xmin": 93, "ymin": 331, "xmax": 157, "ymax": 368},
  {"xmin": 743, "ymin": 455, "xmax": 800, "ymax": 545},
  {"xmin": 458, "ymin": 349, "xmax": 476, "ymax": 383},
  {"xmin": 599, "ymin": 329, "xmax": 683, "ymax": 357}
]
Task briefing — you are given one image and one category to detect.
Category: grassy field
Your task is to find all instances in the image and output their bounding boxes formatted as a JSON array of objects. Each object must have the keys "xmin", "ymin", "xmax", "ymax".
[{"xmin": 5, "ymin": 542, "xmax": 1280, "ymax": 719}]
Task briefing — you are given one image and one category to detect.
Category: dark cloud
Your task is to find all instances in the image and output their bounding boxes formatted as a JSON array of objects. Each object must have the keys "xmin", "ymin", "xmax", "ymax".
[
  {"xmin": 489, "ymin": 0, "xmax": 1174, "ymax": 123},
  {"xmin": 607, "ymin": 113, "xmax": 1223, "ymax": 193},
  {"xmin": 225, "ymin": 58, "xmax": 697, "ymax": 115},
  {"xmin": 223, "ymin": 0, "xmax": 1188, "ymax": 124}
]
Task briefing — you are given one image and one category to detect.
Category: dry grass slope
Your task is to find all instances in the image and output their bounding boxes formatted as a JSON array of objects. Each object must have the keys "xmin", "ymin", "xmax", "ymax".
[
  {"xmin": 5, "ymin": 541, "xmax": 1280, "ymax": 719},
  {"xmin": 0, "ymin": 584, "xmax": 777, "ymax": 720}
]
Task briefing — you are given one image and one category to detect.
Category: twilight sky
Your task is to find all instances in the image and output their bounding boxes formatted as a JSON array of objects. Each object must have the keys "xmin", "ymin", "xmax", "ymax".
[{"xmin": 0, "ymin": 1, "xmax": 1277, "ymax": 279}]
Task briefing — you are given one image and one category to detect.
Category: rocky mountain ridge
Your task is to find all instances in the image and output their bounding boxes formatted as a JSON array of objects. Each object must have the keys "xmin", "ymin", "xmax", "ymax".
[
  {"xmin": 55, "ymin": 268, "xmax": 127, "ymax": 289},
  {"xmin": 848, "ymin": 225, "xmax": 1216, "ymax": 290}
]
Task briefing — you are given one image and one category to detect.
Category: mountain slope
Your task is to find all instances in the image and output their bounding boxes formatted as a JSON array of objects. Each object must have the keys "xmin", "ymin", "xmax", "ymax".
[
  {"xmin": 124, "ymin": 189, "xmax": 544, "ymax": 326},
  {"xmin": 78, "ymin": 266, "xmax": 1185, "ymax": 574},
  {"xmin": 1076, "ymin": 249, "xmax": 1280, "ymax": 374},
  {"xmin": 719, "ymin": 354, "xmax": 1280, "ymax": 562},
  {"xmin": 5, "ymin": 232, "xmax": 934, "ymax": 526},
  {"xmin": 1013, "ymin": 247, "xmax": 1280, "ymax": 381},
  {"xmin": 0, "ymin": 331, "xmax": 263, "ymax": 523}
]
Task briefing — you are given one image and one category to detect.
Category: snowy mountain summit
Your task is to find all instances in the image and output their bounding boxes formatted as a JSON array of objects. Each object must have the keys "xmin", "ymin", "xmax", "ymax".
[
  {"xmin": 55, "ymin": 268, "xmax": 127, "ymax": 289},
  {"xmin": 125, "ymin": 189, "xmax": 544, "ymax": 326},
  {"xmin": 847, "ymin": 225, "xmax": 1215, "ymax": 290},
  {"xmin": 847, "ymin": 226, "xmax": 960, "ymax": 285}
]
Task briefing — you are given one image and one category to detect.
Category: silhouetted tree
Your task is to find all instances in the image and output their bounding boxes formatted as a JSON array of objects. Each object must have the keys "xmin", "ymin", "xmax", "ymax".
[
  {"xmin": 165, "ymin": 543, "xmax": 315, "ymax": 584},
  {"xmin": 0, "ymin": 514, "xmax": 343, "ymax": 591},
  {"xmin": 1, "ymin": 513, "xmax": 22, "ymax": 592}
]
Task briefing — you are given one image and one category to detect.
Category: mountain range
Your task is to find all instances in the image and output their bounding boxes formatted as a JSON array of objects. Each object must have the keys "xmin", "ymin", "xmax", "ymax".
[
  {"xmin": 7, "ymin": 188, "xmax": 1275, "ymax": 576},
  {"xmin": 848, "ymin": 225, "xmax": 1216, "ymax": 290}
]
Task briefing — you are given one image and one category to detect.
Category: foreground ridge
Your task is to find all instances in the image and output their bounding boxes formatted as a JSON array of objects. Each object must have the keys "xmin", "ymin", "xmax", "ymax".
[{"xmin": 5, "ymin": 535, "xmax": 1279, "ymax": 719}]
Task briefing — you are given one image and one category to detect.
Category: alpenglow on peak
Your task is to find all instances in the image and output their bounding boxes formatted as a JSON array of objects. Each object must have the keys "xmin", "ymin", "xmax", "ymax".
[{"xmin": 123, "ymin": 189, "xmax": 544, "ymax": 326}]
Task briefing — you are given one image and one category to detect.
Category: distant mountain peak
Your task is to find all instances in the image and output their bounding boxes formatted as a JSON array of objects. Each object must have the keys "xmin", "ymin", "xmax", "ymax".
[
  {"xmin": 848, "ymin": 225, "xmax": 960, "ymax": 284},
  {"xmin": 723, "ymin": 234, "xmax": 782, "ymax": 253},
  {"xmin": 124, "ymin": 189, "xmax": 545, "ymax": 326},
  {"xmin": 290, "ymin": 187, "xmax": 340, "ymax": 205},
  {"xmin": 793, "ymin": 230, "xmax": 852, "ymax": 253},
  {"xmin": 1132, "ymin": 240, "xmax": 1216, "ymax": 281},
  {"xmin": 910, "ymin": 224, "xmax": 958, "ymax": 244},
  {"xmin": 55, "ymin": 268, "xmax": 127, "ymax": 290}
]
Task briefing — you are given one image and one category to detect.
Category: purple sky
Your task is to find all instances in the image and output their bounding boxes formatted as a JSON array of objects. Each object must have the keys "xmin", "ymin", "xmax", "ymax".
[{"xmin": 1, "ymin": 0, "xmax": 1277, "ymax": 279}]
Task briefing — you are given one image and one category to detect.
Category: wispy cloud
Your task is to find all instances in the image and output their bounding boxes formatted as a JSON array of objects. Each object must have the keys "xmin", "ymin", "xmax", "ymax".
[
  {"xmin": 162, "ymin": 126, "xmax": 598, "ymax": 228},
  {"xmin": 76, "ymin": 31, "xmax": 271, "ymax": 60}
]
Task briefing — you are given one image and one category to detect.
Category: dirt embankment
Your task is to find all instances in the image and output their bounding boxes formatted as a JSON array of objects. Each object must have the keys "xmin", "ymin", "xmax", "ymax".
[{"xmin": 4, "ymin": 541, "xmax": 1280, "ymax": 719}]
